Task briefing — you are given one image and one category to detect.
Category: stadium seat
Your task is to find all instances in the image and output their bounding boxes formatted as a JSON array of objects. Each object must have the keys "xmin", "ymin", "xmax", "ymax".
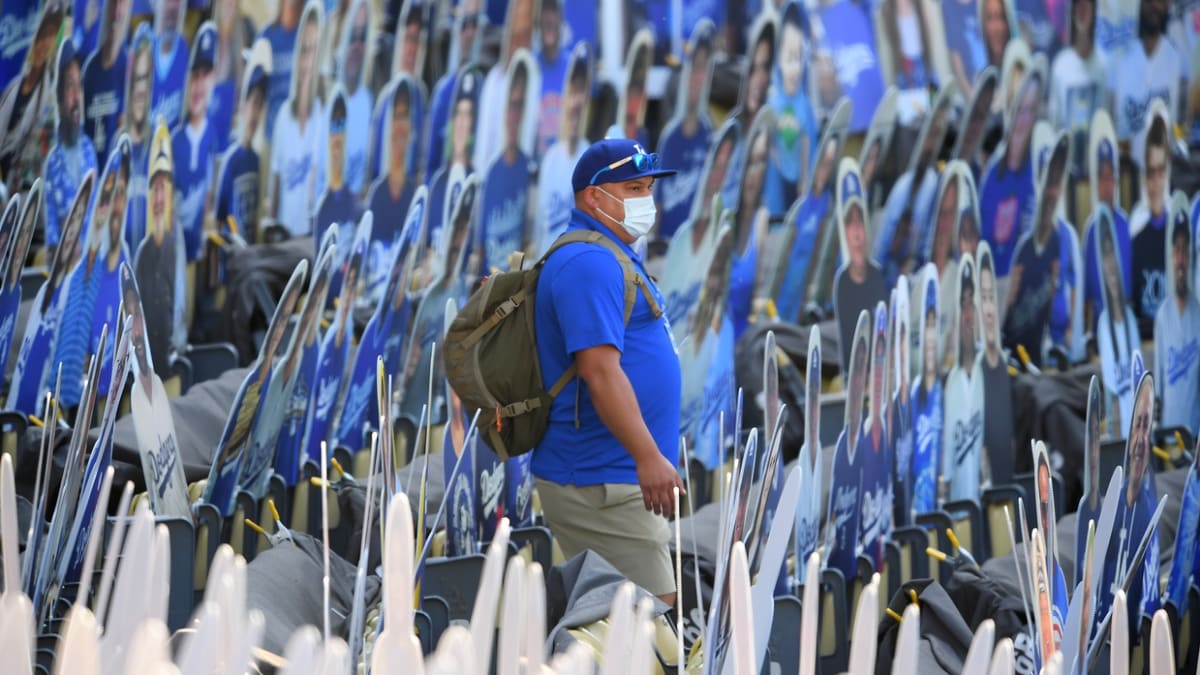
[
  {"xmin": 819, "ymin": 567, "xmax": 849, "ymax": 674},
  {"xmin": 981, "ymin": 483, "xmax": 1028, "ymax": 559},
  {"xmin": 0, "ymin": 409, "xmax": 28, "ymax": 469},
  {"xmin": 942, "ymin": 498, "xmax": 987, "ymax": 561},
  {"xmin": 421, "ymin": 554, "xmax": 487, "ymax": 623},
  {"xmin": 182, "ymin": 342, "xmax": 239, "ymax": 386}
]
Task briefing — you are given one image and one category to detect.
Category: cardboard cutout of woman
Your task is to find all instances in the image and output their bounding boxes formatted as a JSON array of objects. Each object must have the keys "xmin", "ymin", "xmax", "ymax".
[
  {"xmin": 979, "ymin": 63, "xmax": 1042, "ymax": 292},
  {"xmin": 942, "ymin": 0, "xmax": 989, "ymax": 97},
  {"xmin": 214, "ymin": 51, "xmax": 269, "ymax": 243},
  {"xmin": 858, "ymin": 302, "xmax": 893, "ymax": 570},
  {"xmin": 268, "ymin": 1, "xmax": 324, "ymax": 239},
  {"xmin": 427, "ymin": 65, "xmax": 482, "ymax": 262},
  {"xmin": 679, "ymin": 226, "xmax": 735, "ymax": 469},
  {"xmin": 890, "ymin": 276, "xmax": 915, "ymax": 524},
  {"xmin": 122, "ymin": 262, "xmax": 190, "ymax": 518},
  {"xmin": 7, "ymin": 174, "xmax": 92, "ymax": 416},
  {"xmin": 980, "ymin": 0, "xmax": 1017, "ymax": 72},
  {"xmin": 150, "ymin": 0, "xmax": 189, "ymax": 130},
  {"xmin": 942, "ymin": 254, "xmax": 986, "ymax": 503},
  {"xmin": 728, "ymin": 108, "xmax": 773, "ymax": 340},
  {"xmin": 1094, "ymin": 205, "xmax": 1138, "ymax": 433},
  {"xmin": 761, "ymin": 3, "xmax": 816, "ymax": 220},
  {"xmin": 1082, "ymin": 110, "xmax": 1131, "ymax": 331},
  {"xmin": 953, "ymin": 67, "xmax": 999, "ymax": 178},
  {"xmin": 910, "ymin": 266, "xmax": 944, "ymax": 517},
  {"xmin": 833, "ymin": 158, "xmax": 888, "ymax": 375},
  {"xmin": 654, "ymin": 20, "xmax": 716, "ymax": 241},
  {"xmin": 122, "ymin": 25, "xmax": 155, "ymax": 252},
  {"xmin": 479, "ymin": 50, "xmax": 540, "ymax": 275},
  {"xmin": 475, "ymin": 0, "xmax": 537, "ymax": 172},
  {"xmin": 535, "ymin": 42, "xmax": 593, "ymax": 257},
  {"xmin": 1154, "ymin": 193, "xmax": 1200, "ymax": 438},
  {"xmin": 881, "ymin": 0, "xmax": 935, "ymax": 125},
  {"xmin": 774, "ymin": 103, "xmax": 849, "ymax": 323},
  {"xmin": 825, "ymin": 309, "xmax": 872, "ymax": 580},
  {"xmin": 424, "ymin": 0, "xmax": 483, "ymax": 181},
  {"xmin": 0, "ymin": 6, "xmax": 63, "ymax": 192},
  {"xmin": 82, "ymin": 0, "xmax": 132, "ymax": 161},
  {"xmin": 171, "ymin": 22, "xmax": 219, "ymax": 263},
  {"xmin": 208, "ymin": 0, "xmax": 244, "ymax": 150},
  {"xmin": 810, "ymin": 0, "xmax": 884, "ymax": 132},
  {"xmin": 720, "ymin": 15, "xmax": 776, "ymax": 208},
  {"xmin": 794, "ymin": 325, "xmax": 824, "ymax": 578}
]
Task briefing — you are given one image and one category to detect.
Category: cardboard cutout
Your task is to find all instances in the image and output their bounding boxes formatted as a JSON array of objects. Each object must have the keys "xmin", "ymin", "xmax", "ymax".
[
  {"xmin": 774, "ymin": 100, "xmax": 851, "ymax": 323},
  {"xmin": 979, "ymin": 62, "xmax": 1043, "ymax": 283},
  {"xmin": 423, "ymin": 0, "xmax": 483, "ymax": 181},
  {"xmin": 875, "ymin": 80, "xmax": 957, "ymax": 287},
  {"xmin": 6, "ymin": 173, "xmax": 92, "ymax": 416},
  {"xmin": 1164, "ymin": 438, "xmax": 1200, "ymax": 613},
  {"xmin": 998, "ymin": 38, "xmax": 1032, "ymax": 118},
  {"xmin": 1093, "ymin": 205, "xmax": 1138, "ymax": 432},
  {"xmin": 795, "ymin": 324, "xmax": 824, "ymax": 578},
  {"xmin": 879, "ymin": 0, "xmax": 935, "ymax": 124},
  {"xmin": 0, "ymin": 5, "xmax": 63, "ymax": 194},
  {"xmin": 122, "ymin": 24, "xmax": 155, "ymax": 253},
  {"xmin": 662, "ymin": 187, "xmax": 730, "ymax": 347},
  {"xmin": 654, "ymin": 20, "xmax": 716, "ymax": 241},
  {"xmin": 0, "ymin": 194, "xmax": 24, "ymax": 388},
  {"xmin": 443, "ymin": 299, "xmax": 478, "ymax": 557},
  {"xmin": 533, "ymin": 0, "xmax": 570, "ymax": 157},
  {"xmin": 859, "ymin": 302, "xmax": 893, "ymax": 570},
  {"xmin": 336, "ymin": 0, "xmax": 373, "ymax": 196},
  {"xmin": 1130, "ymin": 101, "xmax": 1171, "ymax": 328},
  {"xmin": 910, "ymin": 265, "xmax": 944, "ymax": 517},
  {"xmin": 390, "ymin": 0, "xmax": 427, "ymax": 79},
  {"xmin": 858, "ymin": 86, "xmax": 898, "ymax": 209},
  {"xmin": 942, "ymin": 0, "xmax": 989, "ymax": 96},
  {"xmin": 272, "ymin": 234, "xmax": 339, "ymax": 488},
  {"xmin": 668, "ymin": 119, "xmax": 738, "ymax": 278},
  {"xmin": 942, "ymin": 254, "xmax": 985, "ymax": 503},
  {"xmin": 1099, "ymin": 373, "xmax": 1162, "ymax": 636},
  {"xmin": 728, "ymin": 108, "xmax": 773, "ymax": 339},
  {"xmin": 207, "ymin": 0, "xmax": 245, "ymax": 151},
  {"xmin": 479, "ymin": 50, "xmax": 540, "ymax": 275},
  {"xmin": 975, "ymin": 241, "xmax": 1014, "ymax": 483},
  {"xmin": 473, "ymin": 0, "xmax": 538, "ymax": 173},
  {"xmin": 535, "ymin": 41, "xmax": 593, "ymax": 257},
  {"xmin": 203, "ymin": 260, "xmax": 308, "ymax": 515},
  {"xmin": 0, "ymin": 195, "xmax": 20, "ymax": 294},
  {"xmin": 171, "ymin": 21, "xmax": 219, "ymax": 263},
  {"xmin": 427, "ymin": 64, "xmax": 482, "ymax": 265},
  {"xmin": 300, "ymin": 218, "xmax": 371, "ymax": 471},
  {"xmin": 45, "ymin": 38, "xmax": 100, "ymax": 254},
  {"xmin": 980, "ymin": 0, "xmax": 1018, "ymax": 72},
  {"xmin": 214, "ymin": 48, "xmax": 270, "ymax": 243},
  {"xmin": 123, "ymin": 263, "xmax": 190, "ymax": 518},
  {"xmin": 315, "ymin": 84, "xmax": 362, "ymax": 301},
  {"xmin": 825, "ymin": 308, "xmax": 872, "ymax": 580},
  {"xmin": 1076, "ymin": 376, "xmax": 1104, "ymax": 585},
  {"xmin": 269, "ymin": 1, "xmax": 325, "ymax": 239},
  {"xmin": 1049, "ymin": 0, "xmax": 1105, "ymax": 176},
  {"xmin": 81, "ymin": 0, "xmax": 134, "ymax": 158},
  {"xmin": 833, "ymin": 157, "xmax": 888, "ymax": 375},
  {"xmin": 614, "ymin": 28, "xmax": 654, "ymax": 148},
  {"xmin": 953, "ymin": 66, "xmax": 999, "ymax": 169},
  {"xmin": 890, "ymin": 275, "xmax": 915, "ymax": 525},
  {"xmin": 149, "ymin": 0, "xmax": 188, "ymax": 130},
  {"xmin": 679, "ymin": 226, "xmax": 735, "ymax": 469},
  {"xmin": 764, "ymin": 3, "xmax": 816, "ymax": 219},
  {"xmin": 366, "ymin": 75, "xmax": 425, "ymax": 289},
  {"xmin": 1082, "ymin": 109, "xmax": 1131, "ymax": 331},
  {"xmin": 809, "ymin": 0, "xmax": 884, "ymax": 131},
  {"xmin": 1153, "ymin": 191, "xmax": 1200, "ymax": 438}
]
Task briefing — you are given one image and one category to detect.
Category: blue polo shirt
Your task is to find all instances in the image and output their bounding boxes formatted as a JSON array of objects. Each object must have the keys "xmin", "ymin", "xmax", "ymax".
[{"xmin": 532, "ymin": 209, "xmax": 681, "ymax": 486}]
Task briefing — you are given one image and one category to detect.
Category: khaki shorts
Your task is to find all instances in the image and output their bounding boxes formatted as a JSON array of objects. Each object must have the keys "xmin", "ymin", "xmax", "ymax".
[{"xmin": 534, "ymin": 478, "xmax": 675, "ymax": 597}]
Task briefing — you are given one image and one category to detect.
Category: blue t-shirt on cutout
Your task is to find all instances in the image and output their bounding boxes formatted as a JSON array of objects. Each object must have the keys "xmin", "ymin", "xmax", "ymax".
[
  {"xmin": 654, "ymin": 117, "xmax": 711, "ymax": 240},
  {"xmin": 532, "ymin": 210, "xmax": 681, "ymax": 486},
  {"xmin": 479, "ymin": 151, "xmax": 534, "ymax": 273},
  {"xmin": 82, "ymin": 48, "xmax": 126, "ymax": 160},
  {"xmin": 215, "ymin": 143, "xmax": 261, "ymax": 241}
]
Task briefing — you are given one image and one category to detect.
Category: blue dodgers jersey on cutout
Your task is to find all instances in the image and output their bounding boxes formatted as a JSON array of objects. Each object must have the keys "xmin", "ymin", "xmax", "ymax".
[
  {"xmin": 1004, "ymin": 231, "xmax": 1060, "ymax": 367},
  {"xmin": 479, "ymin": 152, "xmax": 533, "ymax": 273},
  {"xmin": 90, "ymin": 257, "xmax": 125, "ymax": 397},
  {"xmin": 654, "ymin": 119, "xmax": 711, "ymax": 240},
  {"xmin": 44, "ymin": 138, "xmax": 99, "ymax": 248},
  {"xmin": 300, "ymin": 326, "xmax": 353, "ymax": 469},
  {"xmin": 82, "ymin": 48, "xmax": 127, "ymax": 161},
  {"xmin": 532, "ymin": 210, "xmax": 681, "ymax": 486},
  {"xmin": 1083, "ymin": 207, "xmax": 1132, "ymax": 329},
  {"xmin": 443, "ymin": 410, "xmax": 479, "ymax": 557},
  {"xmin": 258, "ymin": 23, "xmax": 296, "ymax": 142},
  {"xmin": 856, "ymin": 425, "xmax": 891, "ymax": 570},
  {"xmin": 775, "ymin": 191, "xmax": 831, "ymax": 322},
  {"xmin": 208, "ymin": 78, "xmax": 236, "ymax": 150},
  {"xmin": 126, "ymin": 140, "xmax": 149, "ymax": 252},
  {"xmin": 979, "ymin": 154, "xmax": 1037, "ymax": 276},
  {"xmin": 0, "ymin": 3, "xmax": 39, "ymax": 89},
  {"xmin": 941, "ymin": 0, "xmax": 985, "ymax": 80},
  {"xmin": 826, "ymin": 431, "xmax": 862, "ymax": 580},
  {"xmin": 215, "ymin": 144, "xmax": 260, "ymax": 237},
  {"xmin": 816, "ymin": 0, "xmax": 885, "ymax": 133},
  {"xmin": 333, "ymin": 314, "xmax": 387, "ymax": 452},
  {"xmin": 151, "ymin": 34, "xmax": 188, "ymax": 131},
  {"xmin": 728, "ymin": 231, "xmax": 758, "ymax": 340},
  {"xmin": 172, "ymin": 121, "xmax": 220, "ymax": 261},
  {"xmin": 275, "ymin": 340, "xmax": 319, "ymax": 485},
  {"xmin": 910, "ymin": 378, "xmax": 943, "ymax": 516}
]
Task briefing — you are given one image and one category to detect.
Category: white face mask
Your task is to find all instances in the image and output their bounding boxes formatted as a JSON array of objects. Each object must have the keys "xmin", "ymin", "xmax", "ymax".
[{"xmin": 597, "ymin": 187, "xmax": 657, "ymax": 239}]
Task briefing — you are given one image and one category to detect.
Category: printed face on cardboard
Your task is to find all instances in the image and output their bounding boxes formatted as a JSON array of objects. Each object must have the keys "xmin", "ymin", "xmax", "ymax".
[
  {"xmin": 776, "ymin": 2, "xmax": 809, "ymax": 103},
  {"xmin": 503, "ymin": 50, "xmax": 539, "ymax": 158},
  {"xmin": 127, "ymin": 28, "xmax": 155, "ymax": 141},
  {"xmin": 976, "ymin": 241, "xmax": 1002, "ymax": 353},
  {"xmin": 919, "ymin": 265, "xmax": 940, "ymax": 381},
  {"xmin": 1035, "ymin": 447, "xmax": 1052, "ymax": 534},
  {"xmin": 339, "ymin": 0, "xmax": 371, "ymax": 92},
  {"xmin": 693, "ymin": 227, "xmax": 734, "ymax": 345},
  {"xmin": 871, "ymin": 302, "xmax": 888, "ymax": 422},
  {"xmin": 931, "ymin": 167, "xmax": 961, "ymax": 268},
  {"xmin": 689, "ymin": 119, "xmax": 739, "ymax": 228},
  {"xmin": 619, "ymin": 29, "xmax": 654, "ymax": 139},
  {"xmin": 55, "ymin": 40, "xmax": 84, "ymax": 145},
  {"xmin": 393, "ymin": 0, "xmax": 427, "ymax": 77},
  {"xmin": 148, "ymin": 121, "xmax": 174, "ymax": 243},
  {"xmin": 836, "ymin": 157, "xmax": 871, "ymax": 275},
  {"xmin": 981, "ymin": 0, "xmax": 1015, "ymax": 69},
  {"xmin": 1142, "ymin": 102, "xmax": 1170, "ymax": 219},
  {"xmin": 1167, "ymin": 190, "xmax": 1193, "ymax": 304},
  {"xmin": 155, "ymin": 0, "xmax": 186, "ymax": 40},
  {"xmin": 956, "ymin": 171, "xmax": 982, "ymax": 259},
  {"xmin": 120, "ymin": 263, "xmax": 153, "ymax": 377},
  {"xmin": 955, "ymin": 67, "xmax": 999, "ymax": 162},
  {"xmin": 676, "ymin": 20, "xmax": 716, "ymax": 115},
  {"xmin": 957, "ymin": 254, "xmax": 979, "ymax": 369},
  {"xmin": 558, "ymin": 42, "xmax": 592, "ymax": 145},
  {"xmin": 6, "ymin": 182, "xmax": 41, "ymax": 291},
  {"xmin": 502, "ymin": 0, "xmax": 537, "ymax": 66},
  {"xmin": 260, "ymin": 261, "xmax": 309, "ymax": 380},
  {"xmin": 847, "ymin": 310, "xmax": 872, "ymax": 444},
  {"xmin": 806, "ymin": 325, "xmax": 822, "ymax": 462},
  {"xmin": 741, "ymin": 15, "xmax": 777, "ymax": 122},
  {"xmin": 810, "ymin": 100, "xmax": 850, "ymax": 199},
  {"xmin": 184, "ymin": 23, "xmax": 217, "ymax": 127},
  {"xmin": 859, "ymin": 87, "xmax": 898, "ymax": 190},
  {"xmin": 291, "ymin": 3, "xmax": 325, "ymax": 113},
  {"xmin": 1003, "ymin": 50, "xmax": 1039, "ymax": 158},
  {"xmin": 105, "ymin": 137, "xmax": 132, "ymax": 255},
  {"xmin": 1094, "ymin": 205, "xmax": 1127, "ymax": 316},
  {"xmin": 736, "ymin": 109, "xmax": 774, "ymax": 250},
  {"xmin": 911, "ymin": 82, "xmax": 957, "ymax": 175},
  {"xmin": 893, "ymin": 274, "xmax": 911, "ymax": 398},
  {"xmin": 1125, "ymin": 372, "xmax": 1154, "ymax": 502},
  {"xmin": 1088, "ymin": 109, "xmax": 1119, "ymax": 210},
  {"xmin": 448, "ymin": 65, "xmax": 483, "ymax": 166},
  {"xmin": 379, "ymin": 75, "xmax": 419, "ymax": 178},
  {"xmin": 53, "ymin": 171, "xmax": 97, "ymax": 292},
  {"xmin": 444, "ymin": 176, "xmax": 478, "ymax": 279},
  {"xmin": 99, "ymin": 0, "xmax": 133, "ymax": 54},
  {"xmin": 1034, "ymin": 133, "xmax": 1068, "ymax": 240}
]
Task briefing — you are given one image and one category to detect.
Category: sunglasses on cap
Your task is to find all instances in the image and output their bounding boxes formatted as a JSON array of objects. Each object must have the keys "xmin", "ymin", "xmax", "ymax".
[{"xmin": 588, "ymin": 152, "xmax": 660, "ymax": 186}]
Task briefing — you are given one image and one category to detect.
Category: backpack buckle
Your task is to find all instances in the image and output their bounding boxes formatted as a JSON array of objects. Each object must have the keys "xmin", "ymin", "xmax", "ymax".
[{"xmin": 495, "ymin": 298, "xmax": 518, "ymax": 319}]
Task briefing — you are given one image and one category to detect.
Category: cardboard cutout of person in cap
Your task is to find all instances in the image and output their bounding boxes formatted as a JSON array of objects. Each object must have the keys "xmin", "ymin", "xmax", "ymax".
[
  {"xmin": 46, "ymin": 39, "xmax": 99, "ymax": 254},
  {"xmin": 82, "ymin": 0, "xmax": 133, "ymax": 161},
  {"xmin": 214, "ymin": 42, "xmax": 270, "ymax": 243},
  {"xmin": 1154, "ymin": 191, "xmax": 1200, "ymax": 438},
  {"xmin": 134, "ymin": 120, "xmax": 184, "ymax": 379},
  {"xmin": 1130, "ymin": 101, "xmax": 1171, "ymax": 333},
  {"xmin": 910, "ymin": 264, "xmax": 944, "ymax": 517},
  {"xmin": 315, "ymin": 85, "xmax": 362, "ymax": 296},
  {"xmin": 475, "ymin": 0, "xmax": 538, "ymax": 172},
  {"xmin": 535, "ymin": 42, "xmax": 593, "ymax": 258},
  {"xmin": 0, "ymin": 5, "xmax": 63, "ymax": 192},
  {"xmin": 479, "ymin": 51, "xmax": 539, "ymax": 275},
  {"xmin": 150, "ymin": 0, "xmax": 189, "ymax": 130},
  {"xmin": 654, "ymin": 20, "xmax": 715, "ymax": 242},
  {"xmin": 678, "ymin": 226, "xmax": 735, "ymax": 469},
  {"xmin": 6, "ymin": 174, "xmax": 92, "ymax": 416},
  {"xmin": 833, "ymin": 158, "xmax": 888, "ymax": 376},
  {"xmin": 1094, "ymin": 204, "xmax": 1138, "ymax": 433},
  {"xmin": 123, "ymin": 24, "xmax": 156, "ymax": 253},
  {"xmin": 825, "ymin": 308, "xmax": 872, "ymax": 580},
  {"xmin": 979, "ymin": 64, "xmax": 1041, "ymax": 293},
  {"xmin": 171, "ymin": 22, "xmax": 220, "ymax": 263},
  {"xmin": 268, "ymin": 1, "xmax": 324, "ymax": 239},
  {"xmin": 942, "ymin": 254, "xmax": 986, "ymax": 503},
  {"xmin": 423, "ymin": 0, "xmax": 484, "ymax": 181},
  {"xmin": 1082, "ymin": 110, "xmax": 1131, "ymax": 332}
]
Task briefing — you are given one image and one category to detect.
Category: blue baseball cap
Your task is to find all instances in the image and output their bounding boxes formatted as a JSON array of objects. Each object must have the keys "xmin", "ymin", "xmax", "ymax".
[
  {"xmin": 571, "ymin": 138, "xmax": 676, "ymax": 194},
  {"xmin": 192, "ymin": 23, "xmax": 217, "ymax": 72}
]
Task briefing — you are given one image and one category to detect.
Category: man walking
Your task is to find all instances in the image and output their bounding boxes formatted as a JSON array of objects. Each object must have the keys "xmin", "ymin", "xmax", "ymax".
[{"xmin": 532, "ymin": 138, "xmax": 684, "ymax": 606}]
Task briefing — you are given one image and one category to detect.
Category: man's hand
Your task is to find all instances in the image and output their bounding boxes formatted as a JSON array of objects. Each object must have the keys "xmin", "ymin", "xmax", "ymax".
[{"xmin": 636, "ymin": 453, "xmax": 685, "ymax": 518}]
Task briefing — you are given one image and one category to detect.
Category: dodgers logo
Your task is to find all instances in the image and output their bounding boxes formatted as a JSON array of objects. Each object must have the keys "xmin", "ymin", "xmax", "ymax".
[{"xmin": 833, "ymin": 44, "xmax": 877, "ymax": 91}]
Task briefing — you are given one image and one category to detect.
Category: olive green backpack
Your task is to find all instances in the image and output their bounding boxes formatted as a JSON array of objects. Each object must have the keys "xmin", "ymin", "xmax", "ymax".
[{"xmin": 443, "ymin": 229, "xmax": 662, "ymax": 460}]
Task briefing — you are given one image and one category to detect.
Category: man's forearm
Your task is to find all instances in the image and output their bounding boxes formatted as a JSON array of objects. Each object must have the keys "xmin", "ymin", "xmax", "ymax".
[{"xmin": 579, "ymin": 363, "xmax": 662, "ymax": 465}]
